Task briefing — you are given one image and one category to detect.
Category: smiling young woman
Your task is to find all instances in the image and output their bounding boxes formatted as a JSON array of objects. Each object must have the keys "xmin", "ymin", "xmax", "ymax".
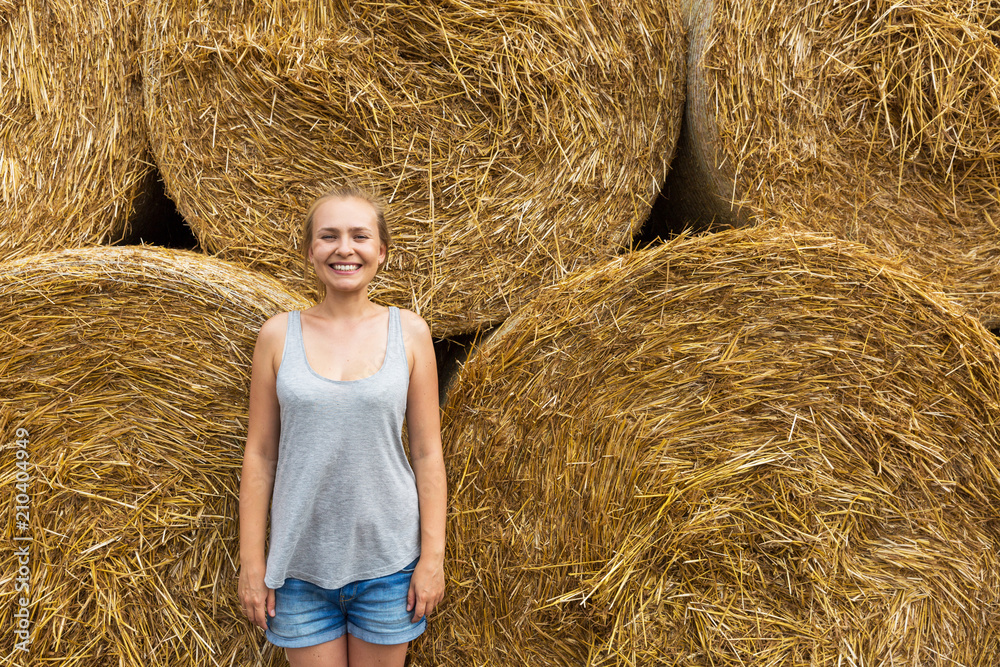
[
  {"xmin": 301, "ymin": 190, "xmax": 392, "ymax": 299},
  {"xmin": 237, "ymin": 186, "xmax": 446, "ymax": 667}
]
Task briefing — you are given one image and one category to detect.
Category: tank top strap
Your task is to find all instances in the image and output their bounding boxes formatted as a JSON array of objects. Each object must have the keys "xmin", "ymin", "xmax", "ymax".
[
  {"xmin": 385, "ymin": 306, "xmax": 407, "ymax": 370},
  {"xmin": 282, "ymin": 310, "xmax": 306, "ymax": 366}
]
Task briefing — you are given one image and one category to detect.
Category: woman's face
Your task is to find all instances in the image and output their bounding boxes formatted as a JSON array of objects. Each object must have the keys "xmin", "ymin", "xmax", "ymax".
[{"xmin": 307, "ymin": 197, "xmax": 387, "ymax": 294}]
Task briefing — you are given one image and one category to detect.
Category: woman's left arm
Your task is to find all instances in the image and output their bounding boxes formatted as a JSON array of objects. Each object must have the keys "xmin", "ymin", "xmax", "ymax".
[{"xmin": 401, "ymin": 309, "xmax": 447, "ymax": 623}]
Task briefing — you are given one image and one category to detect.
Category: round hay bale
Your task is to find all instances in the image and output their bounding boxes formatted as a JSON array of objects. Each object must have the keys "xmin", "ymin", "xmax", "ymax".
[
  {"xmin": 669, "ymin": 0, "xmax": 1000, "ymax": 323},
  {"xmin": 0, "ymin": 1, "xmax": 155, "ymax": 260},
  {"xmin": 142, "ymin": 0, "xmax": 686, "ymax": 337},
  {"xmin": 421, "ymin": 228, "xmax": 1000, "ymax": 666},
  {"xmin": 0, "ymin": 247, "xmax": 309, "ymax": 664}
]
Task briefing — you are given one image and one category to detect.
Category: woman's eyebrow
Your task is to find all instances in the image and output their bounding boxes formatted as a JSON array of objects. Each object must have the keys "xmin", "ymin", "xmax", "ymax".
[{"xmin": 316, "ymin": 226, "xmax": 374, "ymax": 233}]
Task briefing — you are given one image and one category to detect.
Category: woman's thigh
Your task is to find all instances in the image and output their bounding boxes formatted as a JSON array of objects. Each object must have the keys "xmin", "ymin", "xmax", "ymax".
[
  {"xmin": 347, "ymin": 635, "xmax": 408, "ymax": 667},
  {"xmin": 285, "ymin": 636, "xmax": 348, "ymax": 667}
]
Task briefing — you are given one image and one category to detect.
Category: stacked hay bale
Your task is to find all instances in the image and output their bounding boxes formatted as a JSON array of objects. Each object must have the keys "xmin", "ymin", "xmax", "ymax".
[
  {"xmin": 0, "ymin": 247, "xmax": 308, "ymax": 665},
  {"xmin": 0, "ymin": 1, "xmax": 155, "ymax": 259},
  {"xmin": 417, "ymin": 228, "xmax": 1000, "ymax": 666},
  {"xmin": 142, "ymin": 0, "xmax": 686, "ymax": 336},
  {"xmin": 671, "ymin": 0, "xmax": 1000, "ymax": 324}
]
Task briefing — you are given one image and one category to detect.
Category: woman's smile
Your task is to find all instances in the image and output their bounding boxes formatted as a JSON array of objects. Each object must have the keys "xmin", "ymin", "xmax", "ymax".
[{"xmin": 328, "ymin": 262, "xmax": 362, "ymax": 274}]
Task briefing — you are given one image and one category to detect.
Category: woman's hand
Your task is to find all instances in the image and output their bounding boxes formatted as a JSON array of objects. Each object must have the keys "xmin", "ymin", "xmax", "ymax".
[
  {"xmin": 407, "ymin": 557, "xmax": 445, "ymax": 623},
  {"xmin": 238, "ymin": 564, "xmax": 275, "ymax": 630}
]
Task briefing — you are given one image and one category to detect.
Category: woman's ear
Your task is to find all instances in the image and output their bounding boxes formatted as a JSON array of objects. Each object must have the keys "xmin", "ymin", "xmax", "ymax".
[{"xmin": 378, "ymin": 242, "xmax": 387, "ymax": 267}]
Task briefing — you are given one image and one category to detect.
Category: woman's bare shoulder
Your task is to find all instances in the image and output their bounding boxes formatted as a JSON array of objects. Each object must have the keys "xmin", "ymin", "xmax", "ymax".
[
  {"xmin": 258, "ymin": 311, "xmax": 292, "ymax": 342},
  {"xmin": 255, "ymin": 311, "xmax": 293, "ymax": 375},
  {"xmin": 397, "ymin": 308, "xmax": 432, "ymax": 340}
]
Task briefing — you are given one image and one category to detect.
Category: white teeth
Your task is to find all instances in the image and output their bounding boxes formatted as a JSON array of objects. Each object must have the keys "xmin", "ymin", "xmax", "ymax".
[{"xmin": 330, "ymin": 264, "xmax": 360, "ymax": 271}]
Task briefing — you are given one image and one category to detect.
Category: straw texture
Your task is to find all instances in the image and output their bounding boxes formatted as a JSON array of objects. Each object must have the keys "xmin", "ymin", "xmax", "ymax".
[
  {"xmin": 142, "ymin": 0, "xmax": 686, "ymax": 337},
  {"xmin": 0, "ymin": 1, "xmax": 155, "ymax": 260},
  {"xmin": 419, "ymin": 228, "xmax": 1000, "ymax": 666},
  {"xmin": 0, "ymin": 247, "xmax": 308, "ymax": 665},
  {"xmin": 676, "ymin": 0, "xmax": 1000, "ymax": 324}
]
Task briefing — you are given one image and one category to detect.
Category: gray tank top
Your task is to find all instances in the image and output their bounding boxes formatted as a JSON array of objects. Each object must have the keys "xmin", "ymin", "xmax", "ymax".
[{"xmin": 263, "ymin": 307, "xmax": 420, "ymax": 590}]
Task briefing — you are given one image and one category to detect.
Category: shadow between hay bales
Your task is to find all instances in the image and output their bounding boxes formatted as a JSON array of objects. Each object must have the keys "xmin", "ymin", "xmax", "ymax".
[
  {"xmin": 642, "ymin": 115, "xmax": 746, "ymax": 245},
  {"xmin": 434, "ymin": 329, "xmax": 495, "ymax": 407},
  {"xmin": 632, "ymin": 183, "xmax": 739, "ymax": 250},
  {"xmin": 635, "ymin": 103, "xmax": 745, "ymax": 249},
  {"xmin": 116, "ymin": 174, "xmax": 199, "ymax": 250},
  {"xmin": 633, "ymin": 190, "xmax": 698, "ymax": 249}
]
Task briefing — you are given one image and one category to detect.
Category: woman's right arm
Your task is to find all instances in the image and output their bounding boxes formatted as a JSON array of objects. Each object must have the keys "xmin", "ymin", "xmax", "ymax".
[{"xmin": 237, "ymin": 313, "xmax": 285, "ymax": 631}]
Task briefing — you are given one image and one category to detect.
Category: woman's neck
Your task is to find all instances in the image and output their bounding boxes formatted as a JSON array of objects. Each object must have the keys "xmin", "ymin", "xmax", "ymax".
[{"xmin": 312, "ymin": 290, "xmax": 381, "ymax": 321}]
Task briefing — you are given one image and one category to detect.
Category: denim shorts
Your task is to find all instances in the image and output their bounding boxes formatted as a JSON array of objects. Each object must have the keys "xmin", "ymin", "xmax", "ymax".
[{"xmin": 265, "ymin": 559, "xmax": 425, "ymax": 648}]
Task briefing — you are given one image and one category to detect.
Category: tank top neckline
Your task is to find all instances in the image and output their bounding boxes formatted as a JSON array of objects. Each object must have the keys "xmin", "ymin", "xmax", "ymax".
[{"xmin": 296, "ymin": 307, "xmax": 397, "ymax": 385}]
